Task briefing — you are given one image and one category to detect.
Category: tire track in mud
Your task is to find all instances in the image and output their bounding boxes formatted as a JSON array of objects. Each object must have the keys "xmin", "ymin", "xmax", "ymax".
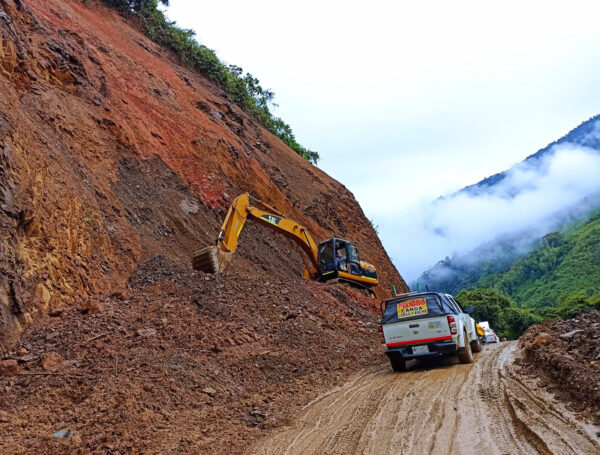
[
  {"xmin": 251, "ymin": 343, "xmax": 600, "ymax": 455},
  {"xmin": 458, "ymin": 343, "xmax": 528, "ymax": 454}
]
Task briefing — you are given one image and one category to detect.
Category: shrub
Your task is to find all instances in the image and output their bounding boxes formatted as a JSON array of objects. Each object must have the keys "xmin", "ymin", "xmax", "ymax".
[
  {"xmin": 456, "ymin": 288, "xmax": 542, "ymax": 339},
  {"xmin": 539, "ymin": 295, "xmax": 600, "ymax": 320}
]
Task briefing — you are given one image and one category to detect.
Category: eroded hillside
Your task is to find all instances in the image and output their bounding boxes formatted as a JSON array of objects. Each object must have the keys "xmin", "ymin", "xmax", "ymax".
[
  {"xmin": 0, "ymin": 0, "xmax": 406, "ymax": 348},
  {"xmin": 0, "ymin": 0, "xmax": 407, "ymax": 451}
]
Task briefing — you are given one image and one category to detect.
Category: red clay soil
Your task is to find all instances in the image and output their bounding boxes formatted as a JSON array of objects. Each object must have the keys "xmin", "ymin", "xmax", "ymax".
[
  {"xmin": 516, "ymin": 311, "xmax": 600, "ymax": 425},
  {"xmin": 0, "ymin": 0, "xmax": 407, "ymax": 452},
  {"xmin": 0, "ymin": 0, "xmax": 406, "ymax": 347}
]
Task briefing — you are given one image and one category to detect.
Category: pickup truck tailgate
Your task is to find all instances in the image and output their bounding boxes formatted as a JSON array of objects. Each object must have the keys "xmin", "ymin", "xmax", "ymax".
[
  {"xmin": 383, "ymin": 316, "xmax": 451, "ymax": 346},
  {"xmin": 381, "ymin": 295, "xmax": 453, "ymax": 347}
]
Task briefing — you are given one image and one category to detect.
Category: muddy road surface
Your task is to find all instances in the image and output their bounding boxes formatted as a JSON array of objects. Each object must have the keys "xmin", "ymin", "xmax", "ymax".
[{"xmin": 251, "ymin": 343, "xmax": 600, "ymax": 455}]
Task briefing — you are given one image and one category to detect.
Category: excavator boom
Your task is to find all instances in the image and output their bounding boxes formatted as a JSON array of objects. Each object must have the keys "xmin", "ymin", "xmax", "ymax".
[
  {"xmin": 192, "ymin": 193, "xmax": 378, "ymax": 291},
  {"xmin": 192, "ymin": 194, "xmax": 319, "ymax": 277}
]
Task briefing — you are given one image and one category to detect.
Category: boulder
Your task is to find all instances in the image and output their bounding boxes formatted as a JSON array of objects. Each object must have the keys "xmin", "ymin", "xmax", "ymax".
[
  {"xmin": 0, "ymin": 359, "xmax": 19, "ymax": 376},
  {"xmin": 81, "ymin": 299, "xmax": 103, "ymax": 315},
  {"xmin": 136, "ymin": 328, "xmax": 157, "ymax": 337},
  {"xmin": 202, "ymin": 387, "xmax": 216, "ymax": 397},
  {"xmin": 559, "ymin": 329, "xmax": 582, "ymax": 339},
  {"xmin": 42, "ymin": 352, "xmax": 63, "ymax": 370},
  {"xmin": 48, "ymin": 306, "xmax": 64, "ymax": 317}
]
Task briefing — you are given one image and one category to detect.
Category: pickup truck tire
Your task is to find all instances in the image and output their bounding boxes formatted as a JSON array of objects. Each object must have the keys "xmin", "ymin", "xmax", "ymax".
[
  {"xmin": 389, "ymin": 356, "xmax": 406, "ymax": 372},
  {"xmin": 470, "ymin": 337, "xmax": 482, "ymax": 353},
  {"xmin": 458, "ymin": 331, "xmax": 474, "ymax": 364}
]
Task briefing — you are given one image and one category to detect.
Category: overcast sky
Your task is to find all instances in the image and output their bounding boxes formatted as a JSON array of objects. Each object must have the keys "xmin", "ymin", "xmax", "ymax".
[{"xmin": 166, "ymin": 0, "xmax": 600, "ymax": 281}]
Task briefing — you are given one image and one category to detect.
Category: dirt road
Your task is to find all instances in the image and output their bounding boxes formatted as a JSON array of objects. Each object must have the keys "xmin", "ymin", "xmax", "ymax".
[{"xmin": 251, "ymin": 343, "xmax": 600, "ymax": 454}]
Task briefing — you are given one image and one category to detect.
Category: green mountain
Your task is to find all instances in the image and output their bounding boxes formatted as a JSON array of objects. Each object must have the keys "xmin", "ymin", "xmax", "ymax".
[
  {"xmin": 477, "ymin": 211, "xmax": 600, "ymax": 309},
  {"xmin": 414, "ymin": 114, "xmax": 600, "ymax": 295},
  {"xmin": 455, "ymin": 211, "xmax": 600, "ymax": 339}
]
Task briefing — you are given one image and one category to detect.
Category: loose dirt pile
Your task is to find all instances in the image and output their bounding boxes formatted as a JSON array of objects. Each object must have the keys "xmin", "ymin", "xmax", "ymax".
[
  {"xmin": 0, "ymin": 255, "xmax": 385, "ymax": 453},
  {"xmin": 516, "ymin": 311, "xmax": 600, "ymax": 425}
]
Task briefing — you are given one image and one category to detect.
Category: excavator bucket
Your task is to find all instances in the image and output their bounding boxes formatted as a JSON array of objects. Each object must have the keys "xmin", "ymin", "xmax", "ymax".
[
  {"xmin": 191, "ymin": 246, "xmax": 232, "ymax": 274},
  {"xmin": 192, "ymin": 246, "xmax": 220, "ymax": 273}
]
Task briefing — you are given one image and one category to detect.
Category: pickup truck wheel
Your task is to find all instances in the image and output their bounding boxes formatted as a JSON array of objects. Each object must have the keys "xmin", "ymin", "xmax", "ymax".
[
  {"xmin": 470, "ymin": 336, "xmax": 482, "ymax": 353},
  {"xmin": 458, "ymin": 331, "xmax": 474, "ymax": 364},
  {"xmin": 389, "ymin": 356, "xmax": 406, "ymax": 372}
]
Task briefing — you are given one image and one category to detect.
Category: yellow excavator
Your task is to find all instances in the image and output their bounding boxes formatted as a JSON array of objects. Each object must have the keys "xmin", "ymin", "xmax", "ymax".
[{"xmin": 192, "ymin": 193, "xmax": 378, "ymax": 292}]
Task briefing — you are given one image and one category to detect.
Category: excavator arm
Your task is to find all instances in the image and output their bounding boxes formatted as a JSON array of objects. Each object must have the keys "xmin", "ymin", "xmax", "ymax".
[{"xmin": 192, "ymin": 193, "xmax": 319, "ymax": 278}]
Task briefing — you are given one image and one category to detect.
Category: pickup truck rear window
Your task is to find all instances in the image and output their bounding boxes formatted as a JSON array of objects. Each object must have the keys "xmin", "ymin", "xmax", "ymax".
[{"xmin": 381, "ymin": 294, "xmax": 447, "ymax": 324}]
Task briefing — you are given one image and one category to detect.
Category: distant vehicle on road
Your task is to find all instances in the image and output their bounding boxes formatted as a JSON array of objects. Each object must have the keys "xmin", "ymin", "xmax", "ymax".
[
  {"xmin": 478, "ymin": 321, "xmax": 500, "ymax": 343},
  {"xmin": 483, "ymin": 331, "xmax": 500, "ymax": 343},
  {"xmin": 378, "ymin": 292, "xmax": 481, "ymax": 371}
]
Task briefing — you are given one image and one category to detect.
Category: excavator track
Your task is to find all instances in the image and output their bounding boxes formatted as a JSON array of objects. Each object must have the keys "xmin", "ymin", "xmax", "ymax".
[{"xmin": 326, "ymin": 278, "xmax": 377, "ymax": 298}]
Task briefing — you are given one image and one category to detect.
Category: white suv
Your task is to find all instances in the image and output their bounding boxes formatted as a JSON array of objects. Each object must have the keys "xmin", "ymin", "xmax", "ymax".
[{"xmin": 378, "ymin": 292, "xmax": 481, "ymax": 371}]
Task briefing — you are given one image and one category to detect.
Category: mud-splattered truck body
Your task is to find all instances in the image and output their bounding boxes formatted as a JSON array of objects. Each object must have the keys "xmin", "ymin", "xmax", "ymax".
[{"xmin": 378, "ymin": 292, "xmax": 480, "ymax": 371}]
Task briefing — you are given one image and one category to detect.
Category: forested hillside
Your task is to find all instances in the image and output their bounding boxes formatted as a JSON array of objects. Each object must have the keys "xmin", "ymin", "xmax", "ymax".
[
  {"xmin": 416, "ymin": 114, "xmax": 600, "ymax": 296},
  {"xmin": 478, "ymin": 211, "xmax": 600, "ymax": 309},
  {"xmin": 455, "ymin": 211, "xmax": 600, "ymax": 338}
]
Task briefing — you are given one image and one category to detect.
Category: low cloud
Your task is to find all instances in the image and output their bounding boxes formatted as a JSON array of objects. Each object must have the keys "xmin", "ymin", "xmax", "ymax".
[{"xmin": 384, "ymin": 143, "xmax": 600, "ymax": 281}]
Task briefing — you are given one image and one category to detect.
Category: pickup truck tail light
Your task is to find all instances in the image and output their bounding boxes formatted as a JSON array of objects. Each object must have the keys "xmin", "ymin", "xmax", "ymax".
[
  {"xmin": 447, "ymin": 315, "xmax": 457, "ymax": 335},
  {"xmin": 377, "ymin": 325, "xmax": 386, "ymax": 344}
]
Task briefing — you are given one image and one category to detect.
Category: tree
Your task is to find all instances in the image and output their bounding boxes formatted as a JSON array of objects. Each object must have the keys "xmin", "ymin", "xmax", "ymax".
[
  {"xmin": 455, "ymin": 288, "xmax": 540, "ymax": 339},
  {"xmin": 101, "ymin": 0, "xmax": 169, "ymax": 14},
  {"xmin": 501, "ymin": 307, "xmax": 540, "ymax": 340},
  {"xmin": 456, "ymin": 288, "xmax": 511, "ymax": 330}
]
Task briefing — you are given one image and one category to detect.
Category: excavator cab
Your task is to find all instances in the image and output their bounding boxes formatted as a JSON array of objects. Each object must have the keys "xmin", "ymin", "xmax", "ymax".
[{"xmin": 317, "ymin": 238, "xmax": 377, "ymax": 288}]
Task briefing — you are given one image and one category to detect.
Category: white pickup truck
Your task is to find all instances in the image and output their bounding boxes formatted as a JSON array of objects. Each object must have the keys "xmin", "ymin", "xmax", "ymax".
[{"xmin": 378, "ymin": 292, "xmax": 481, "ymax": 371}]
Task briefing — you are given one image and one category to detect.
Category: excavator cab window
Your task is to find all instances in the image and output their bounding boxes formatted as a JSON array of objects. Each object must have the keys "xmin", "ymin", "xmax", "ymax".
[
  {"xmin": 317, "ymin": 238, "xmax": 367, "ymax": 281},
  {"xmin": 347, "ymin": 243, "xmax": 359, "ymax": 263},
  {"xmin": 318, "ymin": 240, "xmax": 335, "ymax": 274},
  {"xmin": 346, "ymin": 243, "xmax": 362, "ymax": 275},
  {"xmin": 335, "ymin": 243, "xmax": 348, "ymax": 272}
]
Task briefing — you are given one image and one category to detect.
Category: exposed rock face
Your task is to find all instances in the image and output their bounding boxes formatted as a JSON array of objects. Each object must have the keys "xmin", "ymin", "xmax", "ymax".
[
  {"xmin": 0, "ymin": 39, "xmax": 17, "ymax": 76},
  {"xmin": 0, "ymin": 0, "xmax": 407, "ymax": 351}
]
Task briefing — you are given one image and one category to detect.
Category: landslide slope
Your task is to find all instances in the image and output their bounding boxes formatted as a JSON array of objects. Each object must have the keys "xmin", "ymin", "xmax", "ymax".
[
  {"xmin": 0, "ymin": 0, "xmax": 406, "ymax": 346},
  {"xmin": 0, "ymin": 0, "xmax": 407, "ymax": 452}
]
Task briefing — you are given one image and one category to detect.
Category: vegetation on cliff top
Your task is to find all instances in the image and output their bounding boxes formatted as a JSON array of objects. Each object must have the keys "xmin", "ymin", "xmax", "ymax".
[{"xmin": 99, "ymin": 0, "xmax": 320, "ymax": 164}]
